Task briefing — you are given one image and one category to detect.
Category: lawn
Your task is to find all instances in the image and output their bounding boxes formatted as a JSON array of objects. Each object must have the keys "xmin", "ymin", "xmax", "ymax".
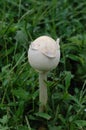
[{"xmin": 0, "ymin": 0, "xmax": 86, "ymax": 130}]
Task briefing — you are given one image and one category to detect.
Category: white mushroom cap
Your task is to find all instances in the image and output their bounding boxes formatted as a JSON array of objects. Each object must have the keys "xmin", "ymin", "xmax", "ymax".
[{"xmin": 28, "ymin": 36, "xmax": 60, "ymax": 72}]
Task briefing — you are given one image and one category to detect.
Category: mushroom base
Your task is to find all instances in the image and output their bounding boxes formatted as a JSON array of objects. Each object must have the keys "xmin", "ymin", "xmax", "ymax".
[{"xmin": 39, "ymin": 72, "xmax": 47, "ymax": 112}]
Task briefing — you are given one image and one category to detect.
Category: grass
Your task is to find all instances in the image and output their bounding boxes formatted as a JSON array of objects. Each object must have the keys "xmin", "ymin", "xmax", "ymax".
[{"xmin": 0, "ymin": 0, "xmax": 86, "ymax": 130}]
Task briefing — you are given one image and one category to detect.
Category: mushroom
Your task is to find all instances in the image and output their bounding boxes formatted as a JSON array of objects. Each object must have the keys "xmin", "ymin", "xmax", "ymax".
[{"xmin": 28, "ymin": 36, "xmax": 60, "ymax": 112}]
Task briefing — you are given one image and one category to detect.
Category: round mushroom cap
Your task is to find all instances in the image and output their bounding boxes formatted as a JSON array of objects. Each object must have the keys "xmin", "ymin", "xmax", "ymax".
[{"xmin": 28, "ymin": 36, "xmax": 60, "ymax": 72}]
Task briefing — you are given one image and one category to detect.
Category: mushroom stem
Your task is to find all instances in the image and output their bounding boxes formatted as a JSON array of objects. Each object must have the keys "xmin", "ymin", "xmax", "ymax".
[{"xmin": 39, "ymin": 72, "xmax": 48, "ymax": 112}]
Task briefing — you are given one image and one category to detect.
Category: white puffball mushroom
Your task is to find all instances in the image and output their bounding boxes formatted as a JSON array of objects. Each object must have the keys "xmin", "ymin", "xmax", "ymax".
[{"xmin": 28, "ymin": 36, "xmax": 60, "ymax": 112}]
